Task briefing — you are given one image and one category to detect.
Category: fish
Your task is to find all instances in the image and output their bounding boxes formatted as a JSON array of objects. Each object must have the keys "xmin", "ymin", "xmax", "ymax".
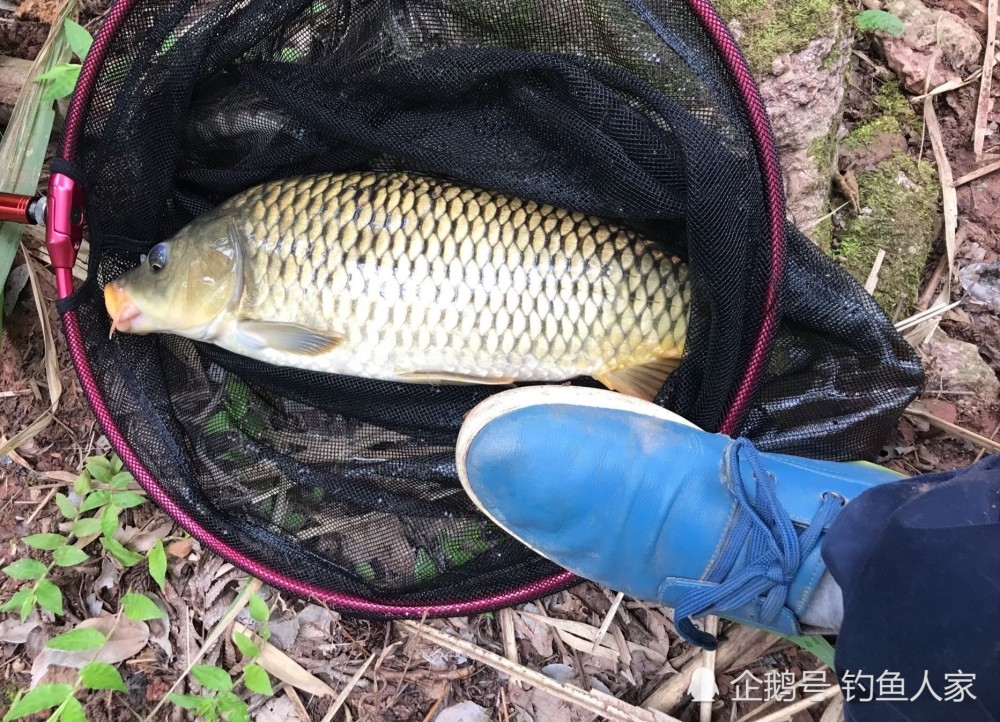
[{"xmin": 103, "ymin": 171, "xmax": 691, "ymax": 400}]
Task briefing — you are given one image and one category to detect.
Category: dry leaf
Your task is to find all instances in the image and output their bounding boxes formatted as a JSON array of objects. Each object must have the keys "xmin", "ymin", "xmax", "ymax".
[
  {"xmin": 233, "ymin": 622, "xmax": 336, "ymax": 697},
  {"xmin": 31, "ymin": 615, "xmax": 150, "ymax": 687},
  {"xmin": 125, "ymin": 519, "xmax": 173, "ymax": 553},
  {"xmin": 0, "ymin": 616, "xmax": 40, "ymax": 644},
  {"xmin": 267, "ymin": 617, "xmax": 301, "ymax": 651},
  {"xmin": 295, "ymin": 605, "xmax": 338, "ymax": 640},
  {"xmin": 256, "ymin": 695, "xmax": 301, "ymax": 722},
  {"xmin": 514, "ymin": 608, "xmax": 554, "ymax": 658},
  {"xmin": 167, "ymin": 537, "xmax": 195, "ymax": 558}
]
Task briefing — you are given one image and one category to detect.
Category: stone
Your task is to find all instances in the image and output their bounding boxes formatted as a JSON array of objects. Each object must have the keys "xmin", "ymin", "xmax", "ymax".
[
  {"xmin": 922, "ymin": 329, "xmax": 1000, "ymax": 398},
  {"xmin": 882, "ymin": 0, "xmax": 982, "ymax": 94}
]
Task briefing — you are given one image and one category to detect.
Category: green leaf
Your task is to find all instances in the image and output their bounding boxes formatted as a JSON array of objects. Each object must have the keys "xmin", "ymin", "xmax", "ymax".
[
  {"xmin": 35, "ymin": 579, "xmax": 64, "ymax": 616},
  {"xmin": 217, "ymin": 691, "xmax": 248, "ymax": 722},
  {"xmin": 781, "ymin": 633, "xmax": 836, "ymax": 669},
  {"xmin": 232, "ymin": 631, "xmax": 260, "ymax": 659},
  {"xmin": 192, "ymin": 665, "xmax": 233, "ymax": 692},
  {"xmin": 414, "ymin": 548, "xmax": 439, "ymax": 583},
  {"xmin": 121, "ymin": 592, "xmax": 165, "ymax": 621},
  {"xmin": 111, "ymin": 455, "xmax": 124, "ymax": 475},
  {"xmin": 22, "ymin": 533, "xmax": 66, "ymax": 551},
  {"xmin": 109, "ymin": 472, "xmax": 134, "ymax": 490},
  {"xmin": 101, "ymin": 537, "xmax": 144, "ymax": 567},
  {"xmin": 55, "ymin": 493, "xmax": 78, "ymax": 520},
  {"xmin": 19, "ymin": 592, "xmax": 36, "ymax": 621},
  {"xmin": 52, "ymin": 545, "xmax": 89, "ymax": 567},
  {"xmin": 2, "ymin": 684, "xmax": 72, "ymax": 721},
  {"xmin": 100, "ymin": 505, "xmax": 119, "ymax": 538},
  {"xmin": 85, "ymin": 457, "xmax": 113, "ymax": 484},
  {"xmin": 73, "ymin": 472, "xmax": 91, "ymax": 497},
  {"xmin": 70, "ymin": 517, "xmax": 102, "ymax": 538},
  {"xmin": 242, "ymin": 664, "xmax": 272, "ymax": 696},
  {"xmin": 35, "ymin": 63, "xmax": 80, "ymax": 100},
  {"xmin": 149, "ymin": 540, "xmax": 167, "ymax": 590},
  {"xmin": 0, "ymin": 588, "xmax": 33, "ymax": 614},
  {"xmin": 855, "ymin": 9, "xmax": 904, "ymax": 36},
  {"xmin": 80, "ymin": 661, "xmax": 126, "ymax": 692},
  {"xmin": 247, "ymin": 594, "xmax": 269, "ymax": 623},
  {"xmin": 204, "ymin": 411, "xmax": 233, "ymax": 435},
  {"xmin": 167, "ymin": 694, "xmax": 210, "ymax": 710},
  {"xmin": 3, "ymin": 558, "xmax": 47, "ymax": 580},
  {"xmin": 46, "ymin": 627, "xmax": 106, "ymax": 651},
  {"xmin": 63, "ymin": 19, "xmax": 93, "ymax": 60},
  {"xmin": 111, "ymin": 491, "xmax": 146, "ymax": 509},
  {"xmin": 355, "ymin": 561, "xmax": 377, "ymax": 582},
  {"xmin": 80, "ymin": 489, "xmax": 111, "ymax": 513},
  {"xmin": 61, "ymin": 695, "xmax": 85, "ymax": 722}
]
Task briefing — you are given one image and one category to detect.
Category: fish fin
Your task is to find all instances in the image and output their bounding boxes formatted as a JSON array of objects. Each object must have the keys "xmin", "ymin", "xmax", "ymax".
[
  {"xmin": 394, "ymin": 370, "xmax": 517, "ymax": 386},
  {"xmin": 235, "ymin": 320, "xmax": 343, "ymax": 355},
  {"xmin": 593, "ymin": 356, "xmax": 681, "ymax": 401}
]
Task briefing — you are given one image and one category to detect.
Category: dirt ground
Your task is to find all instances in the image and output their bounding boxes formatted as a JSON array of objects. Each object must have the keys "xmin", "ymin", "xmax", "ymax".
[{"xmin": 0, "ymin": 0, "xmax": 998, "ymax": 721}]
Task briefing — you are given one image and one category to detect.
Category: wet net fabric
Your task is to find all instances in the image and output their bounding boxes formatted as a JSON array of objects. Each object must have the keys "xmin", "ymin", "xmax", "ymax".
[{"xmin": 56, "ymin": 0, "xmax": 923, "ymax": 610}]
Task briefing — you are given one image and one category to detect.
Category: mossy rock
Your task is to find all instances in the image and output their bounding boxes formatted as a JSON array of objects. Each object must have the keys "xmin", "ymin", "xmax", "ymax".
[
  {"xmin": 834, "ymin": 150, "xmax": 939, "ymax": 316},
  {"xmin": 714, "ymin": 0, "xmax": 840, "ymax": 73}
]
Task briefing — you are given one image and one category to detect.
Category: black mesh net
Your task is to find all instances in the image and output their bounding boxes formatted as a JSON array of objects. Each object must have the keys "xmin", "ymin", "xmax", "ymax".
[{"xmin": 55, "ymin": 0, "xmax": 924, "ymax": 612}]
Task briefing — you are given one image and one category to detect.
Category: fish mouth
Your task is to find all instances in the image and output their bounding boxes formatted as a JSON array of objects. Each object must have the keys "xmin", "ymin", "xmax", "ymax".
[{"xmin": 104, "ymin": 282, "xmax": 144, "ymax": 337}]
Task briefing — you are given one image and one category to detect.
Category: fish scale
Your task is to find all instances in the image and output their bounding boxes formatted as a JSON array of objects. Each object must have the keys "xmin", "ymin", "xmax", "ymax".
[{"xmin": 104, "ymin": 170, "xmax": 692, "ymax": 400}]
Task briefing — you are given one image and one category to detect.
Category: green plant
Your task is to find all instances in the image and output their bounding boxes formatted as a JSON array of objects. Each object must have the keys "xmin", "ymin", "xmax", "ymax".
[
  {"xmin": 167, "ymin": 592, "xmax": 276, "ymax": 722},
  {"xmin": 34, "ymin": 19, "xmax": 93, "ymax": 101},
  {"xmin": 0, "ymin": 455, "xmax": 148, "ymax": 621},
  {"xmin": 2, "ymin": 595, "xmax": 166, "ymax": 722},
  {"xmin": 855, "ymin": 9, "xmax": 904, "ymax": 36}
]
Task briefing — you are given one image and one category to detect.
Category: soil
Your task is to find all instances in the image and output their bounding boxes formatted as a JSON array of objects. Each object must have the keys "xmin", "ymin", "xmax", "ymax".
[{"xmin": 1, "ymin": 0, "xmax": 999, "ymax": 720}]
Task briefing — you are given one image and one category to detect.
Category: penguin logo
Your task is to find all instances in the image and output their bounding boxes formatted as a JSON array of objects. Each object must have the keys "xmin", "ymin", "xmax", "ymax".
[{"xmin": 688, "ymin": 667, "xmax": 719, "ymax": 703}]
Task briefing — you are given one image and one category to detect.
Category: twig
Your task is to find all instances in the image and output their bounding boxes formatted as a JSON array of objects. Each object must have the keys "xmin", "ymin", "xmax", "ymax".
[
  {"xmin": 741, "ymin": 684, "xmax": 841, "ymax": 722},
  {"xmin": 23, "ymin": 487, "xmax": 57, "ymax": 526},
  {"xmin": 498, "ymin": 608, "xmax": 519, "ymax": 666},
  {"xmin": 283, "ymin": 686, "xmax": 312, "ymax": 722},
  {"xmin": 972, "ymin": 0, "xmax": 998, "ymax": 157},
  {"xmin": 895, "ymin": 299, "xmax": 962, "ymax": 332},
  {"xmin": 863, "ymin": 249, "xmax": 886, "ymax": 295},
  {"xmin": 398, "ymin": 620, "xmax": 682, "ymax": 722},
  {"xmin": 801, "ymin": 202, "xmax": 849, "ymax": 232},
  {"xmin": 592, "ymin": 591, "xmax": 625, "ymax": 655},
  {"xmin": 909, "ymin": 69, "xmax": 981, "ymax": 102},
  {"xmin": 973, "ymin": 421, "xmax": 1000, "ymax": 463},
  {"xmin": 924, "ymin": 99, "xmax": 959, "ymax": 280},
  {"xmin": 700, "ymin": 617, "xmax": 719, "ymax": 722},
  {"xmin": 320, "ymin": 652, "xmax": 376, "ymax": 722},
  {"xmin": 951, "ymin": 158, "xmax": 1000, "ymax": 187},
  {"xmin": 817, "ymin": 691, "xmax": 845, "ymax": 722},
  {"xmin": 419, "ymin": 688, "xmax": 448, "ymax": 722},
  {"xmin": 905, "ymin": 407, "xmax": 1000, "ymax": 453},
  {"xmin": 917, "ymin": 254, "xmax": 949, "ymax": 310}
]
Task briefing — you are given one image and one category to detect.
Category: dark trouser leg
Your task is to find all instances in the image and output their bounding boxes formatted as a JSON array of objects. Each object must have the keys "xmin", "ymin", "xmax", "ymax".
[{"xmin": 822, "ymin": 454, "xmax": 1000, "ymax": 722}]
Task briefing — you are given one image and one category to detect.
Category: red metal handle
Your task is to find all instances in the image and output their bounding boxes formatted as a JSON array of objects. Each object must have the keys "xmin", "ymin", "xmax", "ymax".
[{"xmin": 0, "ymin": 192, "xmax": 34, "ymax": 224}]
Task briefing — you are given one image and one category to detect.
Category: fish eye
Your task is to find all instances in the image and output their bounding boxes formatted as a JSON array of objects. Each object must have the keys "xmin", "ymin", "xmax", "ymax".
[{"xmin": 148, "ymin": 243, "xmax": 169, "ymax": 274}]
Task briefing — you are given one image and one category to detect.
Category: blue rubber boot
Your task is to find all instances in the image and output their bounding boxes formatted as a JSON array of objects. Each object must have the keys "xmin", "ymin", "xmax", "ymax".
[{"xmin": 456, "ymin": 386, "xmax": 905, "ymax": 649}]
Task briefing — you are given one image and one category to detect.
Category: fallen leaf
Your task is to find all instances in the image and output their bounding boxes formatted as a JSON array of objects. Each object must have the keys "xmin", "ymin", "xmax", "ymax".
[
  {"xmin": 0, "ymin": 616, "xmax": 40, "ymax": 643},
  {"xmin": 434, "ymin": 701, "xmax": 489, "ymax": 722},
  {"xmin": 166, "ymin": 537, "xmax": 194, "ymax": 558},
  {"xmin": 255, "ymin": 695, "xmax": 301, "ymax": 722},
  {"xmin": 514, "ymin": 608, "xmax": 554, "ymax": 658},
  {"xmin": 31, "ymin": 615, "xmax": 149, "ymax": 687},
  {"xmin": 232, "ymin": 622, "xmax": 335, "ymax": 697},
  {"xmin": 295, "ymin": 604, "xmax": 338, "ymax": 640},
  {"xmin": 923, "ymin": 400, "xmax": 958, "ymax": 425},
  {"xmin": 3, "ymin": 264, "xmax": 29, "ymax": 318},
  {"xmin": 125, "ymin": 520, "xmax": 173, "ymax": 553},
  {"xmin": 267, "ymin": 617, "xmax": 300, "ymax": 651}
]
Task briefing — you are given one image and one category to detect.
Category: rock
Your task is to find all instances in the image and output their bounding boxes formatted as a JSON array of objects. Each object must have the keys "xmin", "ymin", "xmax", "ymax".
[
  {"xmin": 882, "ymin": 0, "xmax": 982, "ymax": 94},
  {"xmin": 434, "ymin": 701, "xmax": 489, "ymax": 722},
  {"xmin": 922, "ymin": 330, "xmax": 1000, "ymax": 398},
  {"xmin": 756, "ymin": 18, "xmax": 852, "ymax": 235}
]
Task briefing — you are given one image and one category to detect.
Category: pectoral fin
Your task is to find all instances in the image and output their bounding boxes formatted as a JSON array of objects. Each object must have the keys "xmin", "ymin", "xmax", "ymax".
[
  {"xmin": 395, "ymin": 370, "xmax": 516, "ymax": 386},
  {"xmin": 235, "ymin": 319, "xmax": 343, "ymax": 356},
  {"xmin": 594, "ymin": 356, "xmax": 681, "ymax": 401}
]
